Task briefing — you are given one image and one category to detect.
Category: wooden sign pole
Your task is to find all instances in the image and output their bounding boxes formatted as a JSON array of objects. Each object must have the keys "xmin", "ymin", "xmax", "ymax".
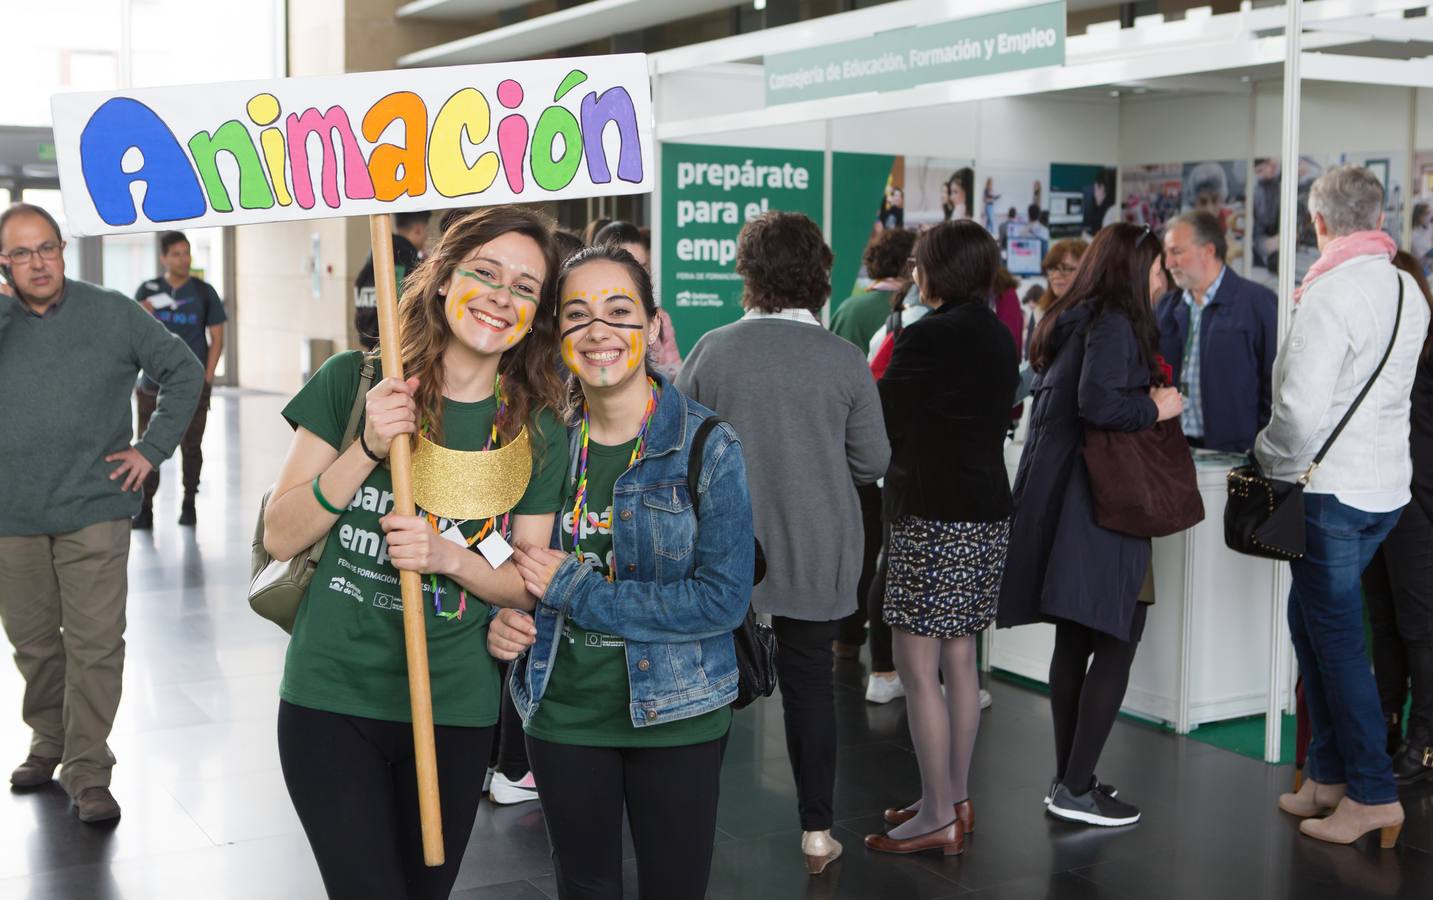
[{"xmin": 369, "ymin": 213, "xmax": 445, "ymax": 866}]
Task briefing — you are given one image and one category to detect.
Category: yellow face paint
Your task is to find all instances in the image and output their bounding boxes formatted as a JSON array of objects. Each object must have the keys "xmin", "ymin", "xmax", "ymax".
[
  {"xmin": 626, "ymin": 330, "xmax": 644, "ymax": 371},
  {"xmin": 505, "ymin": 304, "xmax": 530, "ymax": 347},
  {"xmin": 448, "ymin": 288, "xmax": 478, "ymax": 322},
  {"xmin": 561, "ymin": 337, "xmax": 581, "ymax": 375}
]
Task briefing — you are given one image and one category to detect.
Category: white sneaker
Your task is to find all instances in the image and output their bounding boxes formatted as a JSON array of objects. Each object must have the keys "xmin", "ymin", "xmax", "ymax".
[
  {"xmin": 865, "ymin": 673, "xmax": 906, "ymax": 704},
  {"xmin": 482, "ymin": 767, "xmax": 494, "ymax": 793},
  {"xmin": 979, "ymin": 689, "xmax": 993, "ymax": 710},
  {"xmin": 489, "ymin": 770, "xmax": 539, "ymax": 805}
]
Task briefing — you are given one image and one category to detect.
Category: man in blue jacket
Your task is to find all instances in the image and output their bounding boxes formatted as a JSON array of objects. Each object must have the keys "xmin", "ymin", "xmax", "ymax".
[{"xmin": 1157, "ymin": 211, "xmax": 1277, "ymax": 452}]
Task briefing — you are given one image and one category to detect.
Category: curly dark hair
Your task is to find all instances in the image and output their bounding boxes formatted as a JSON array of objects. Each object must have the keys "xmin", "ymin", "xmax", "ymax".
[
  {"xmin": 862, "ymin": 228, "xmax": 916, "ymax": 281},
  {"xmin": 737, "ymin": 211, "xmax": 832, "ymax": 313}
]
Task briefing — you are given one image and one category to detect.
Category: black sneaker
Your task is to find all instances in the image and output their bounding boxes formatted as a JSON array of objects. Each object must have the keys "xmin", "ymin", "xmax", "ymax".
[
  {"xmin": 131, "ymin": 508, "xmax": 153, "ymax": 530},
  {"xmin": 1046, "ymin": 783, "xmax": 1140, "ymax": 826},
  {"xmin": 178, "ymin": 499, "xmax": 197, "ymax": 526},
  {"xmin": 1044, "ymin": 776, "xmax": 1118, "ymax": 805}
]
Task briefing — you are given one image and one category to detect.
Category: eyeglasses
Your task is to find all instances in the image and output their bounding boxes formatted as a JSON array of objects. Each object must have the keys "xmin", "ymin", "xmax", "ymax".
[
  {"xmin": 2, "ymin": 241, "xmax": 64, "ymax": 266},
  {"xmin": 1049, "ymin": 264, "xmax": 1079, "ymax": 276}
]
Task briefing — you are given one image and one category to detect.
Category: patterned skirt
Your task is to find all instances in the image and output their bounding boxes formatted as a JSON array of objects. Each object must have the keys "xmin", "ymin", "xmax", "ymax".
[{"xmin": 884, "ymin": 515, "xmax": 1011, "ymax": 639}]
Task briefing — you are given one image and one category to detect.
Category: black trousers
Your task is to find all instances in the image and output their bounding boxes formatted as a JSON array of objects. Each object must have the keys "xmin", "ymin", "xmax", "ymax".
[
  {"xmin": 526, "ymin": 734, "xmax": 727, "ymax": 900},
  {"xmin": 1363, "ymin": 500, "xmax": 1433, "ymax": 741},
  {"xmin": 136, "ymin": 381, "xmax": 212, "ymax": 508},
  {"xmin": 772, "ymin": 615, "xmax": 838, "ymax": 830},
  {"xmin": 1048, "ymin": 604, "xmax": 1148, "ymax": 794},
  {"xmin": 836, "ymin": 483, "xmax": 894, "ymax": 671},
  {"xmin": 489, "ymin": 662, "xmax": 531, "ymax": 779},
  {"xmin": 277, "ymin": 700, "xmax": 492, "ymax": 900}
]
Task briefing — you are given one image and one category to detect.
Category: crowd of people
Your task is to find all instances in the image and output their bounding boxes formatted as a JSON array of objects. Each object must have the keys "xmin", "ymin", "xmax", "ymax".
[{"xmin": 0, "ymin": 160, "xmax": 1428, "ymax": 899}]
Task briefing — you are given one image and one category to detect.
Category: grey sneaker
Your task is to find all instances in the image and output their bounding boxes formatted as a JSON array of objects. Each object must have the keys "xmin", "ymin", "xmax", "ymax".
[
  {"xmin": 75, "ymin": 786, "xmax": 121, "ymax": 823},
  {"xmin": 10, "ymin": 754, "xmax": 60, "ymax": 788}
]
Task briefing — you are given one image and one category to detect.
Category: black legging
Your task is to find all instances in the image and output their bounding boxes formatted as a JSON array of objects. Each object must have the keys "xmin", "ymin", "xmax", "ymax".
[
  {"xmin": 277, "ymin": 700, "xmax": 493, "ymax": 900},
  {"xmin": 490, "ymin": 662, "xmax": 531, "ymax": 779},
  {"xmin": 526, "ymin": 734, "xmax": 728, "ymax": 900},
  {"xmin": 836, "ymin": 483, "xmax": 893, "ymax": 671},
  {"xmin": 1048, "ymin": 604, "xmax": 1148, "ymax": 794}
]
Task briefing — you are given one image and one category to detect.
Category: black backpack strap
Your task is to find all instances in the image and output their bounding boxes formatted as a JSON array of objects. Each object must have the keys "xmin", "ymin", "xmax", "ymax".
[
  {"xmin": 687, "ymin": 416, "xmax": 726, "ymax": 516},
  {"xmin": 1304, "ymin": 277, "xmax": 1404, "ymax": 483}
]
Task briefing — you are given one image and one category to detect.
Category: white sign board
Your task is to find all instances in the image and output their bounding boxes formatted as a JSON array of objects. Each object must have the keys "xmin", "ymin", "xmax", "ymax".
[{"xmin": 51, "ymin": 54, "xmax": 654, "ymax": 236}]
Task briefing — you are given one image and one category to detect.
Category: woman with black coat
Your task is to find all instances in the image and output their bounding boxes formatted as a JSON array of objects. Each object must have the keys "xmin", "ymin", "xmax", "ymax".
[
  {"xmin": 863, "ymin": 221, "xmax": 1019, "ymax": 858},
  {"xmin": 997, "ymin": 223, "xmax": 1184, "ymax": 827}
]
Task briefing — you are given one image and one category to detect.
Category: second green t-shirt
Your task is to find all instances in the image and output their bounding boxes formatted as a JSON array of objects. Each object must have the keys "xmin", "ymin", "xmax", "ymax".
[
  {"xmin": 525, "ymin": 436, "xmax": 731, "ymax": 747},
  {"xmin": 279, "ymin": 351, "xmax": 568, "ymax": 728}
]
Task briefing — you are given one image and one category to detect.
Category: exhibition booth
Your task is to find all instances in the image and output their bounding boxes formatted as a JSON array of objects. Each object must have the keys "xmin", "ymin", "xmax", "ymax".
[{"xmin": 646, "ymin": 0, "xmax": 1433, "ymax": 762}]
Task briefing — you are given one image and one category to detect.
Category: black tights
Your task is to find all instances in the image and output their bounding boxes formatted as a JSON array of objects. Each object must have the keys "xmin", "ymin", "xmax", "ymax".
[
  {"xmin": 526, "ymin": 734, "xmax": 727, "ymax": 900},
  {"xmin": 1048, "ymin": 605, "xmax": 1147, "ymax": 794},
  {"xmin": 278, "ymin": 700, "xmax": 492, "ymax": 900}
]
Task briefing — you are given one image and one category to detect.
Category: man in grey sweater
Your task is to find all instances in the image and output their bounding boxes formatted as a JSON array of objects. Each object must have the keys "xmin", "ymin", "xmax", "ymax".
[
  {"xmin": 678, "ymin": 211, "xmax": 889, "ymax": 874},
  {"xmin": 0, "ymin": 203, "xmax": 202, "ymax": 823}
]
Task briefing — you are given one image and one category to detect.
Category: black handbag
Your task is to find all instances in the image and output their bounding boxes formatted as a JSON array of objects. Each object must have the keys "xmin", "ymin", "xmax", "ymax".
[
  {"xmin": 688, "ymin": 416, "xmax": 775, "ymax": 710},
  {"xmin": 1225, "ymin": 279, "xmax": 1404, "ymax": 560}
]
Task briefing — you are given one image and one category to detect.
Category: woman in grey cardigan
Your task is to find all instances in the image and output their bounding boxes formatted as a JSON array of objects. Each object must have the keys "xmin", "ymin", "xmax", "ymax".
[{"xmin": 677, "ymin": 211, "xmax": 890, "ymax": 876}]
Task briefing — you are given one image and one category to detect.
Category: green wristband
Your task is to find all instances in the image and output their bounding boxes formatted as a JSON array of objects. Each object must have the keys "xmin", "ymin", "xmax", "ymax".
[{"xmin": 312, "ymin": 475, "xmax": 346, "ymax": 515}]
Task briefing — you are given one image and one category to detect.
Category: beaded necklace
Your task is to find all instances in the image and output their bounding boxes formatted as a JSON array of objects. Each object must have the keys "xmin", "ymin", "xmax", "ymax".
[
  {"xmin": 569, "ymin": 378, "xmax": 659, "ymax": 582},
  {"xmin": 420, "ymin": 374, "xmax": 510, "ymax": 621}
]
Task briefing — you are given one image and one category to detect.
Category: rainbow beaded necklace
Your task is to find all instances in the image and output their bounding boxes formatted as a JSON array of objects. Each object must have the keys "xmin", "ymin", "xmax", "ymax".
[{"xmin": 569, "ymin": 378, "xmax": 659, "ymax": 581}]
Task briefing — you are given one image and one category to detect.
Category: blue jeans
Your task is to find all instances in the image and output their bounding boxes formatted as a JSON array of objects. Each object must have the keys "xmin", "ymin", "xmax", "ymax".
[{"xmin": 1288, "ymin": 493, "xmax": 1403, "ymax": 804}]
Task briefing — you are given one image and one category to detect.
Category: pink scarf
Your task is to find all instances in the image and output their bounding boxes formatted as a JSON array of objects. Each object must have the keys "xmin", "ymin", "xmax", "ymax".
[{"xmin": 1294, "ymin": 230, "xmax": 1397, "ymax": 304}]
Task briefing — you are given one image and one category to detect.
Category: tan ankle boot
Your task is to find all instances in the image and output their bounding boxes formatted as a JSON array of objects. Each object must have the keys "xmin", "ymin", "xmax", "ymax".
[
  {"xmin": 1278, "ymin": 778, "xmax": 1346, "ymax": 818},
  {"xmin": 801, "ymin": 830, "xmax": 843, "ymax": 875},
  {"xmin": 1299, "ymin": 796, "xmax": 1404, "ymax": 848}
]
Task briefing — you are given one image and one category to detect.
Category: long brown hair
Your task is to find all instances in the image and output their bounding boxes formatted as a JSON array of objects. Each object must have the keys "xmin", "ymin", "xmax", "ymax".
[
  {"xmin": 1392, "ymin": 250, "xmax": 1433, "ymax": 361},
  {"xmin": 1029, "ymin": 223, "xmax": 1165, "ymax": 381},
  {"xmin": 392, "ymin": 205, "xmax": 567, "ymax": 444}
]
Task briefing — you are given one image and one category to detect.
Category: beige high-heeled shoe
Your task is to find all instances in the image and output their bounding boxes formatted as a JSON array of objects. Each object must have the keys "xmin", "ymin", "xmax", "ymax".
[
  {"xmin": 1299, "ymin": 796, "xmax": 1404, "ymax": 848},
  {"xmin": 1277, "ymin": 778, "xmax": 1346, "ymax": 818},
  {"xmin": 801, "ymin": 830, "xmax": 843, "ymax": 875}
]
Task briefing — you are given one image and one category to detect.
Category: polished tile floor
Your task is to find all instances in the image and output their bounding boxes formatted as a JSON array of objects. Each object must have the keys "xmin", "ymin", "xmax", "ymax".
[{"xmin": 2, "ymin": 388, "xmax": 1432, "ymax": 899}]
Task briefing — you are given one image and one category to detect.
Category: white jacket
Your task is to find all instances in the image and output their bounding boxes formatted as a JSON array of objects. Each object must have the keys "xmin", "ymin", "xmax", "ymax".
[{"xmin": 1255, "ymin": 254, "xmax": 1430, "ymax": 511}]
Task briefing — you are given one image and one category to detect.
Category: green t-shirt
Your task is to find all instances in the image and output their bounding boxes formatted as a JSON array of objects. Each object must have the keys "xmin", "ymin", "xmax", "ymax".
[
  {"xmin": 525, "ymin": 437, "xmax": 731, "ymax": 747},
  {"xmin": 829, "ymin": 288, "xmax": 895, "ymax": 351},
  {"xmin": 278, "ymin": 351, "xmax": 568, "ymax": 727}
]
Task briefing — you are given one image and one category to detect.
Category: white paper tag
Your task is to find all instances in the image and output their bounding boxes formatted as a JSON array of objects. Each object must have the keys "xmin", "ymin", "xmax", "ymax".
[
  {"xmin": 439, "ymin": 525, "xmax": 468, "ymax": 547},
  {"xmin": 477, "ymin": 532, "xmax": 514, "ymax": 569},
  {"xmin": 147, "ymin": 292, "xmax": 176, "ymax": 310}
]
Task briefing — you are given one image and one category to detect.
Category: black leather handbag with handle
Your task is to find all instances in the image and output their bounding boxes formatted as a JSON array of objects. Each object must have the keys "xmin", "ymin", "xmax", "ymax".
[
  {"xmin": 1225, "ymin": 278, "xmax": 1404, "ymax": 560},
  {"xmin": 687, "ymin": 416, "xmax": 774, "ymax": 710}
]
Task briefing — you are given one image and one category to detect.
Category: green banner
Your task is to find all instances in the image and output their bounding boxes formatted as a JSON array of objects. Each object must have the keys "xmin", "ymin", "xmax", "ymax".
[
  {"xmin": 661, "ymin": 144, "xmax": 824, "ymax": 356},
  {"xmin": 765, "ymin": 2, "xmax": 1065, "ymax": 106},
  {"xmin": 831, "ymin": 152, "xmax": 897, "ymax": 308}
]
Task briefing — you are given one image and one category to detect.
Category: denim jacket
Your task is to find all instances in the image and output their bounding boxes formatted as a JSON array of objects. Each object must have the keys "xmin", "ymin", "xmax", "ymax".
[{"xmin": 510, "ymin": 373, "xmax": 755, "ymax": 728}]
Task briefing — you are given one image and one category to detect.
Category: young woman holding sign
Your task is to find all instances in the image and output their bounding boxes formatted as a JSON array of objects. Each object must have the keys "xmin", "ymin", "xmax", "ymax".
[
  {"xmin": 262, "ymin": 207, "xmax": 570, "ymax": 900},
  {"xmin": 487, "ymin": 244, "xmax": 755, "ymax": 900}
]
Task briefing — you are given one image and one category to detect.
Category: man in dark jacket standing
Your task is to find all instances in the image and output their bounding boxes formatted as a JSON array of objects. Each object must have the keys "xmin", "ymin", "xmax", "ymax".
[
  {"xmin": 354, "ymin": 210, "xmax": 428, "ymax": 350},
  {"xmin": 1157, "ymin": 211, "xmax": 1277, "ymax": 451}
]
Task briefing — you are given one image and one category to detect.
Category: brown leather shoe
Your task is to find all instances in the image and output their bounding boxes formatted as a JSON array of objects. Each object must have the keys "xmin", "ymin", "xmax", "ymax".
[
  {"xmin": 10, "ymin": 754, "xmax": 60, "ymax": 788},
  {"xmin": 75, "ymin": 786, "xmax": 121, "ymax": 823},
  {"xmin": 865, "ymin": 819, "xmax": 964, "ymax": 856},
  {"xmin": 883, "ymin": 800, "xmax": 975, "ymax": 834}
]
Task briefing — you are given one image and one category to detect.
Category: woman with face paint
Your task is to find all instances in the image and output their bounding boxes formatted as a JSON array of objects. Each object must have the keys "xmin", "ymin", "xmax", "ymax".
[
  {"xmin": 487, "ymin": 244, "xmax": 755, "ymax": 900},
  {"xmin": 263, "ymin": 206, "xmax": 571, "ymax": 900}
]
